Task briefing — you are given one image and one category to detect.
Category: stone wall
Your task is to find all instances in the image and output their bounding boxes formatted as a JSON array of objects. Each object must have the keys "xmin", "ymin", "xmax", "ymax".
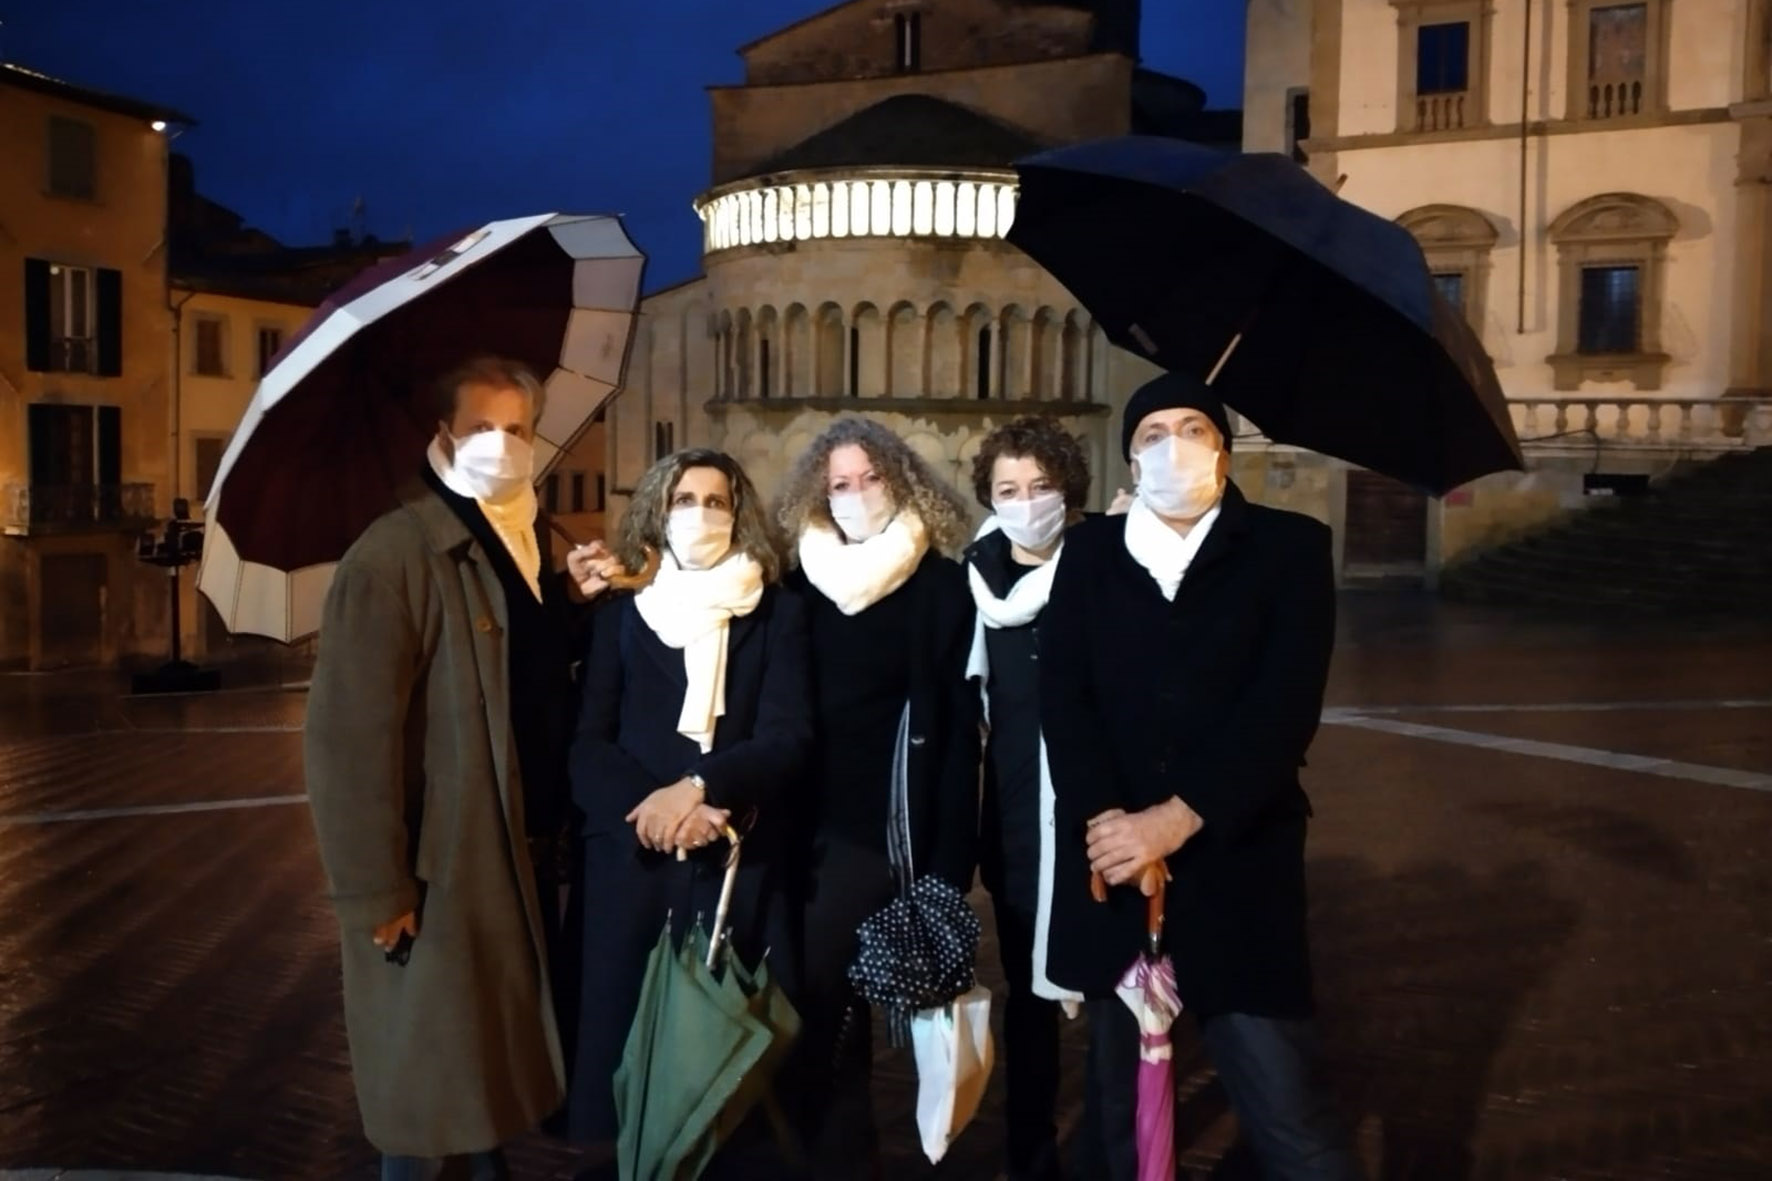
[
  {"xmin": 741, "ymin": 0, "xmax": 1097, "ymax": 86},
  {"xmin": 709, "ymin": 54, "xmax": 1134, "ymax": 184}
]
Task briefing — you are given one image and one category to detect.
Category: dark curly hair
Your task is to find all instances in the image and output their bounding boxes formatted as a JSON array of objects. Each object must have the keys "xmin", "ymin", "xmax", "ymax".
[{"xmin": 969, "ymin": 417, "xmax": 1092, "ymax": 511}]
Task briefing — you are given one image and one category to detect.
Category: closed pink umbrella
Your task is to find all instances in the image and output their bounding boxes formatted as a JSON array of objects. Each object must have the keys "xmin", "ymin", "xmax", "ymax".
[{"xmin": 1096, "ymin": 862, "xmax": 1179, "ymax": 1181}]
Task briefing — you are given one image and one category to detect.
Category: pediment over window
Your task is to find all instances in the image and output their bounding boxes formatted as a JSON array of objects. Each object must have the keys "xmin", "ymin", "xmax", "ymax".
[
  {"xmin": 1549, "ymin": 193, "xmax": 1678, "ymax": 245},
  {"xmin": 1396, "ymin": 204, "xmax": 1500, "ymax": 249}
]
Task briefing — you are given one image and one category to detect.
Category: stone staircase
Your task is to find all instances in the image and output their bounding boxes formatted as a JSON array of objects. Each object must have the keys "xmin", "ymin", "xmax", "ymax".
[{"xmin": 1440, "ymin": 447, "xmax": 1772, "ymax": 616}]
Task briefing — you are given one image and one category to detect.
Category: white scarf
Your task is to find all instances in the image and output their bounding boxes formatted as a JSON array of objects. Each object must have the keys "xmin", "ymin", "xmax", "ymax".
[
  {"xmin": 963, "ymin": 517, "xmax": 1061, "ymax": 711},
  {"xmin": 1123, "ymin": 495, "xmax": 1221, "ymax": 601},
  {"xmin": 632, "ymin": 549, "xmax": 765, "ymax": 753},
  {"xmin": 427, "ymin": 438, "xmax": 541, "ymax": 601},
  {"xmin": 797, "ymin": 511, "xmax": 928, "ymax": 616}
]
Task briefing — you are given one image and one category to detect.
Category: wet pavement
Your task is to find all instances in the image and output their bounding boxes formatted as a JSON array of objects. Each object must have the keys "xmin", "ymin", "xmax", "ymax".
[{"xmin": 1, "ymin": 592, "xmax": 1769, "ymax": 1180}]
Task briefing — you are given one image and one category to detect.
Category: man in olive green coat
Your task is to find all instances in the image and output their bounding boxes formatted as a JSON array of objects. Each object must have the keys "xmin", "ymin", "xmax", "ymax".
[{"xmin": 305, "ymin": 357, "xmax": 610, "ymax": 1181}]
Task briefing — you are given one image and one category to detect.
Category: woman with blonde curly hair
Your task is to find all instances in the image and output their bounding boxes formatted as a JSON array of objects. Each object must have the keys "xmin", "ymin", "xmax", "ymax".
[
  {"xmin": 774, "ymin": 416, "xmax": 981, "ymax": 1179},
  {"xmin": 565, "ymin": 448, "xmax": 811, "ymax": 1158}
]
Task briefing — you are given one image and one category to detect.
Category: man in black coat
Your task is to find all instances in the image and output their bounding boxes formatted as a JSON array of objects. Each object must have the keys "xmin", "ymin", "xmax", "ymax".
[{"xmin": 1039, "ymin": 373, "xmax": 1363, "ymax": 1180}]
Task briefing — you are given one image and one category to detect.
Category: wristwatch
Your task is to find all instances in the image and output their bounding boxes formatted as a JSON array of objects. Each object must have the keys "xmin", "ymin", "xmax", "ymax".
[{"xmin": 687, "ymin": 772, "xmax": 708, "ymax": 798}]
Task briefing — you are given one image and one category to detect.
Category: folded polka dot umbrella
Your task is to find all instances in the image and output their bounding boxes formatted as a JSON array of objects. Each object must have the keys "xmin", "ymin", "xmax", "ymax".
[{"xmin": 198, "ymin": 213, "xmax": 645, "ymax": 642}]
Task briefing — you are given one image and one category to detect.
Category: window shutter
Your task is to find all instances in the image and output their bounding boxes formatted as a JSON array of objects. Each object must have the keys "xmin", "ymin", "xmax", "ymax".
[
  {"xmin": 96, "ymin": 268, "xmax": 123, "ymax": 377},
  {"xmin": 97, "ymin": 406, "xmax": 122, "ymax": 487},
  {"xmin": 24, "ymin": 259, "xmax": 51, "ymax": 372}
]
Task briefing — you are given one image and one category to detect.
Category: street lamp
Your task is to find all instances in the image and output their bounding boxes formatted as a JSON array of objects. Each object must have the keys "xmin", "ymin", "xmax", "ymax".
[{"xmin": 131, "ymin": 497, "xmax": 221, "ymax": 695}]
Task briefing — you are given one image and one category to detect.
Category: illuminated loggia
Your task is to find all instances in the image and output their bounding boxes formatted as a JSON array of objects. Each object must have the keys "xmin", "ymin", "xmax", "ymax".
[{"xmin": 695, "ymin": 170, "xmax": 1020, "ymax": 255}]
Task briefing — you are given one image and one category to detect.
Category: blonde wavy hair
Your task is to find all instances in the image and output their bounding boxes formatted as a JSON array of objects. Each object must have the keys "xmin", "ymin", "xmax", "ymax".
[
  {"xmin": 615, "ymin": 449, "xmax": 784, "ymax": 584},
  {"xmin": 774, "ymin": 417, "xmax": 971, "ymax": 562}
]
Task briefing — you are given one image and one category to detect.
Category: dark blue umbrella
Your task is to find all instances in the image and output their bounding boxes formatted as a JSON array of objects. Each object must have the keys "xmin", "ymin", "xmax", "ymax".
[{"xmin": 1008, "ymin": 137, "xmax": 1522, "ymax": 495}]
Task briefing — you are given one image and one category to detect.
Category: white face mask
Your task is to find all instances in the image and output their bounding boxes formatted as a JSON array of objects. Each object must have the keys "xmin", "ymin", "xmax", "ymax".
[
  {"xmin": 448, "ymin": 429, "xmax": 534, "ymax": 503},
  {"xmin": 1135, "ymin": 435, "xmax": 1225, "ymax": 519},
  {"xmin": 666, "ymin": 505, "xmax": 735, "ymax": 571},
  {"xmin": 828, "ymin": 486, "xmax": 894, "ymax": 543},
  {"xmin": 994, "ymin": 490, "xmax": 1067, "ymax": 553}
]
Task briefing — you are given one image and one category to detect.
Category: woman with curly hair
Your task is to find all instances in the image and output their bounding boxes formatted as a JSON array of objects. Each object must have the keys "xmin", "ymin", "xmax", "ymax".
[
  {"xmin": 774, "ymin": 416, "xmax": 980, "ymax": 1179},
  {"xmin": 565, "ymin": 448, "xmax": 811, "ymax": 1157},
  {"xmin": 962, "ymin": 416, "xmax": 1094, "ymax": 1181}
]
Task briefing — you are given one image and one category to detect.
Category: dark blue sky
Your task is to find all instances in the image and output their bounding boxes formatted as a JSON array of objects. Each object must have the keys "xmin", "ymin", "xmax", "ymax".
[{"xmin": 11, "ymin": 1, "xmax": 1243, "ymax": 290}]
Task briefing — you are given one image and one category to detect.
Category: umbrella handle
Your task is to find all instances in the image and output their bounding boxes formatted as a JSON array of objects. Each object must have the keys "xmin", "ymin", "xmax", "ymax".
[
  {"xmin": 706, "ymin": 824, "xmax": 743, "ymax": 970},
  {"xmin": 606, "ymin": 545, "xmax": 661, "ymax": 592},
  {"xmin": 1090, "ymin": 864, "xmax": 1170, "ymax": 948}
]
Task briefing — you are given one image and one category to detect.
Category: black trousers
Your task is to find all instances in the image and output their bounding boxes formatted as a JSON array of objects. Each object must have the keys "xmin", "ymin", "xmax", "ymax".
[
  {"xmin": 1082, "ymin": 999, "xmax": 1364, "ymax": 1181},
  {"xmin": 990, "ymin": 891, "xmax": 1065, "ymax": 1181},
  {"xmin": 784, "ymin": 837, "xmax": 898, "ymax": 1181},
  {"xmin": 380, "ymin": 1151, "xmax": 507, "ymax": 1181}
]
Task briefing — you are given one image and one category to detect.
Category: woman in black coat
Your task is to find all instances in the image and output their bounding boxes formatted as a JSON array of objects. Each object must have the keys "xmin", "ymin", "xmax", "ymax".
[
  {"xmin": 961, "ymin": 417, "xmax": 1100, "ymax": 1181},
  {"xmin": 773, "ymin": 416, "xmax": 980, "ymax": 1181},
  {"xmin": 565, "ymin": 448, "xmax": 811, "ymax": 1148}
]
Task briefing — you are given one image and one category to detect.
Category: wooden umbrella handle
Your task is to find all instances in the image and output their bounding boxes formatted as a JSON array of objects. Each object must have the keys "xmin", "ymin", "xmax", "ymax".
[
  {"xmin": 605, "ymin": 545, "xmax": 660, "ymax": 591},
  {"xmin": 547, "ymin": 514, "xmax": 661, "ymax": 593},
  {"xmin": 1089, "ymin": 862, "xmax": 1171, "ymax": 939}
]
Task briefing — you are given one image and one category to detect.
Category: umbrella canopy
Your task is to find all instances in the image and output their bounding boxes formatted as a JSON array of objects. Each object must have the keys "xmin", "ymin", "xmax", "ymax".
[
  {"xmin": 1008, "ymin": 137, "xmax": 1522, "ymax": 495},
  {"xmin": 849, "ymin": 874, "xmax": 982, "ymax": 1047},
  {"xmin": 616, "ymin": 837, "xmax": 801, "ymax": 1181},
  {"xmin": 197, "ymin": 213, "xmax": 644, "ymax": 641}
]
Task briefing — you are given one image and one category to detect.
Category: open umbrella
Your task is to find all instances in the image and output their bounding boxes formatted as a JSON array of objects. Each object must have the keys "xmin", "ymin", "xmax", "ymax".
[
  {"xmin": 197, "ymin": 212, "xmax": 645, "ymax": 641},
  {"xmin": 615, "ymin": 830, "xmax": 802, "ymax": 1181},
  {"xmin": 1008, "ymin": 137, "xmax": 1522, "ymax": 495}
]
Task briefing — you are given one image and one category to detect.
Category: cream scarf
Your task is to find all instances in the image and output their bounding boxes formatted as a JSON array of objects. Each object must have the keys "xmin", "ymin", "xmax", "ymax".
[
  {"xmin": 427, "ymin": 438, "xmax": 542, "ymax": 601},
  {"xmin": 797, "ymin": 511, "xmax": 928, "ymax": 616},
  {"xmin": 1123, "ymin": 495, "xmax": 1221, "ymax": 601},
  {"xmin": 963, "ymin": 517, "xmax": 1061, "ymax": 710},
  {"xmin": 632, "ymin": 549, "xmax": 766, "ymax": 753}
]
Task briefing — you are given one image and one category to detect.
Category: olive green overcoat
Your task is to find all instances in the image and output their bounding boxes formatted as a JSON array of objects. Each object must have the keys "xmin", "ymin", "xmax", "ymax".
[{"xmin": 304, "ymin": 480, "xmax": 564, "ymax": 1156}]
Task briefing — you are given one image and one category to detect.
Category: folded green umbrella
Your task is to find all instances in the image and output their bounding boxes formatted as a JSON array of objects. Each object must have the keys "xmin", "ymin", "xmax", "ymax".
[{"xmin": 614, "ymin": 833, "xmax": 802, "ymax": 1181}]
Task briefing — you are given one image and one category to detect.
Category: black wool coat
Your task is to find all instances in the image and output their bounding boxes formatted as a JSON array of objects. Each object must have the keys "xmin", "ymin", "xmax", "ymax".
[
  {"xmin": 786, "ymin": 552, "xmax": 982, "ymax": 893},
  {"xmin": 564, "ymin": 584, "xmax": 812, "ymax": 1140},
  {"xmin": 1038, "ymin": 484, "xmax": 1336, "ymax": 1017}
]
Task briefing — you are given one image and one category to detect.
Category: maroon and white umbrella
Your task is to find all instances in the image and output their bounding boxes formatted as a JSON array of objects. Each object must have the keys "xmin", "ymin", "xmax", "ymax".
[{"xmin": 197, "ymin": 213, "xmax": 645, "ymax": 641}]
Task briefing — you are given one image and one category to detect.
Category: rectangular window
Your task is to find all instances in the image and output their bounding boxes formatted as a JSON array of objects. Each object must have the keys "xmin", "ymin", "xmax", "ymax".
[
  {"xmin": 194, "ymin": 317, "xmax": 227, "ymax": 377},
  {"xmin": 1287, "ymin": 89, "xmax": 1311, "ymax": 164},
  {"xmin": 1416, "ymin": 22, "xmax": 1471, "ymax": 95},
  {"xmin": 255, "ymin": 326, "xmax": 285, "ymax": 377},
  {"xmin": 47, "ymin": 116, "xmax": 97, "ymax": 200},
  {"xmin": 594, "ymin": 473, "xmax": 607, "ymax": 512},
  {"xmin": 47, "ymin": 263, "xmax": 97, "ymax": 374},
  {"xmin": 1589, "ymin": 4, "xmax": 1647, "ymax": 82},
  {"xmin": 194, "ymin": 436, "xmax": 227, "ymax": 503},
  {"xmin": 1577, "ymin": 265, "xmax": 1641, "ymax": 354},
  {"xmin": 1432, "ymin": 272, "xmax": 1468, "ymax": 312},
  {"xmin": 570, "ymin": 473, "xmax": 586, "ymax": 514},
  {"xmin": 895, "ymin": 13, "xmax": 922, "ymax": 73},
  {"xmin": 654, "ymin": 421, "xmax": 675, "ymax": 460},
  {"xmin": 26, "ymin": 403, "xmax": 122, "ymax": 524},
  {"xmin": 543, "ymin": 473, "xmax": 561, "ymax": 514},
  {"xmin": 848, "ymin": 326, "xmax": 861, "ymax": 397},
  {"xmin": 1588, "ymin": 3, "xmax": 1647, "ymax": 116},
  {"xmin": 976, "ymin": 327, "xmax": 993, "ymax": 400},
  {"xmin": 759, "ymin": 339, "xmax": 772, "ymax": 400}
]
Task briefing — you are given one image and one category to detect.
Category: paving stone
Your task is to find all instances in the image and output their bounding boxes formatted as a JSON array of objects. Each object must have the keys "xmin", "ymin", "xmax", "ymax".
[{"xmin": 0, "ymin": 597, "xmax": 1769, "ymax": 1179}]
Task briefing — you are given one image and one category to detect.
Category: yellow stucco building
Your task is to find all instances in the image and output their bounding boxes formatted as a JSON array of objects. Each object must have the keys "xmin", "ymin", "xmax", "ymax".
[{"xmin": 0, "ymin": 64, "xmax": 189, "ymax": 669}]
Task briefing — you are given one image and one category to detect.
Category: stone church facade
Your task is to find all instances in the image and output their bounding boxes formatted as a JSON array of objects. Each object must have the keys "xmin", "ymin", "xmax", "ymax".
[{"xmin": 589, "ymin": 0, "xmax": 1236, "ymax": 526}]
